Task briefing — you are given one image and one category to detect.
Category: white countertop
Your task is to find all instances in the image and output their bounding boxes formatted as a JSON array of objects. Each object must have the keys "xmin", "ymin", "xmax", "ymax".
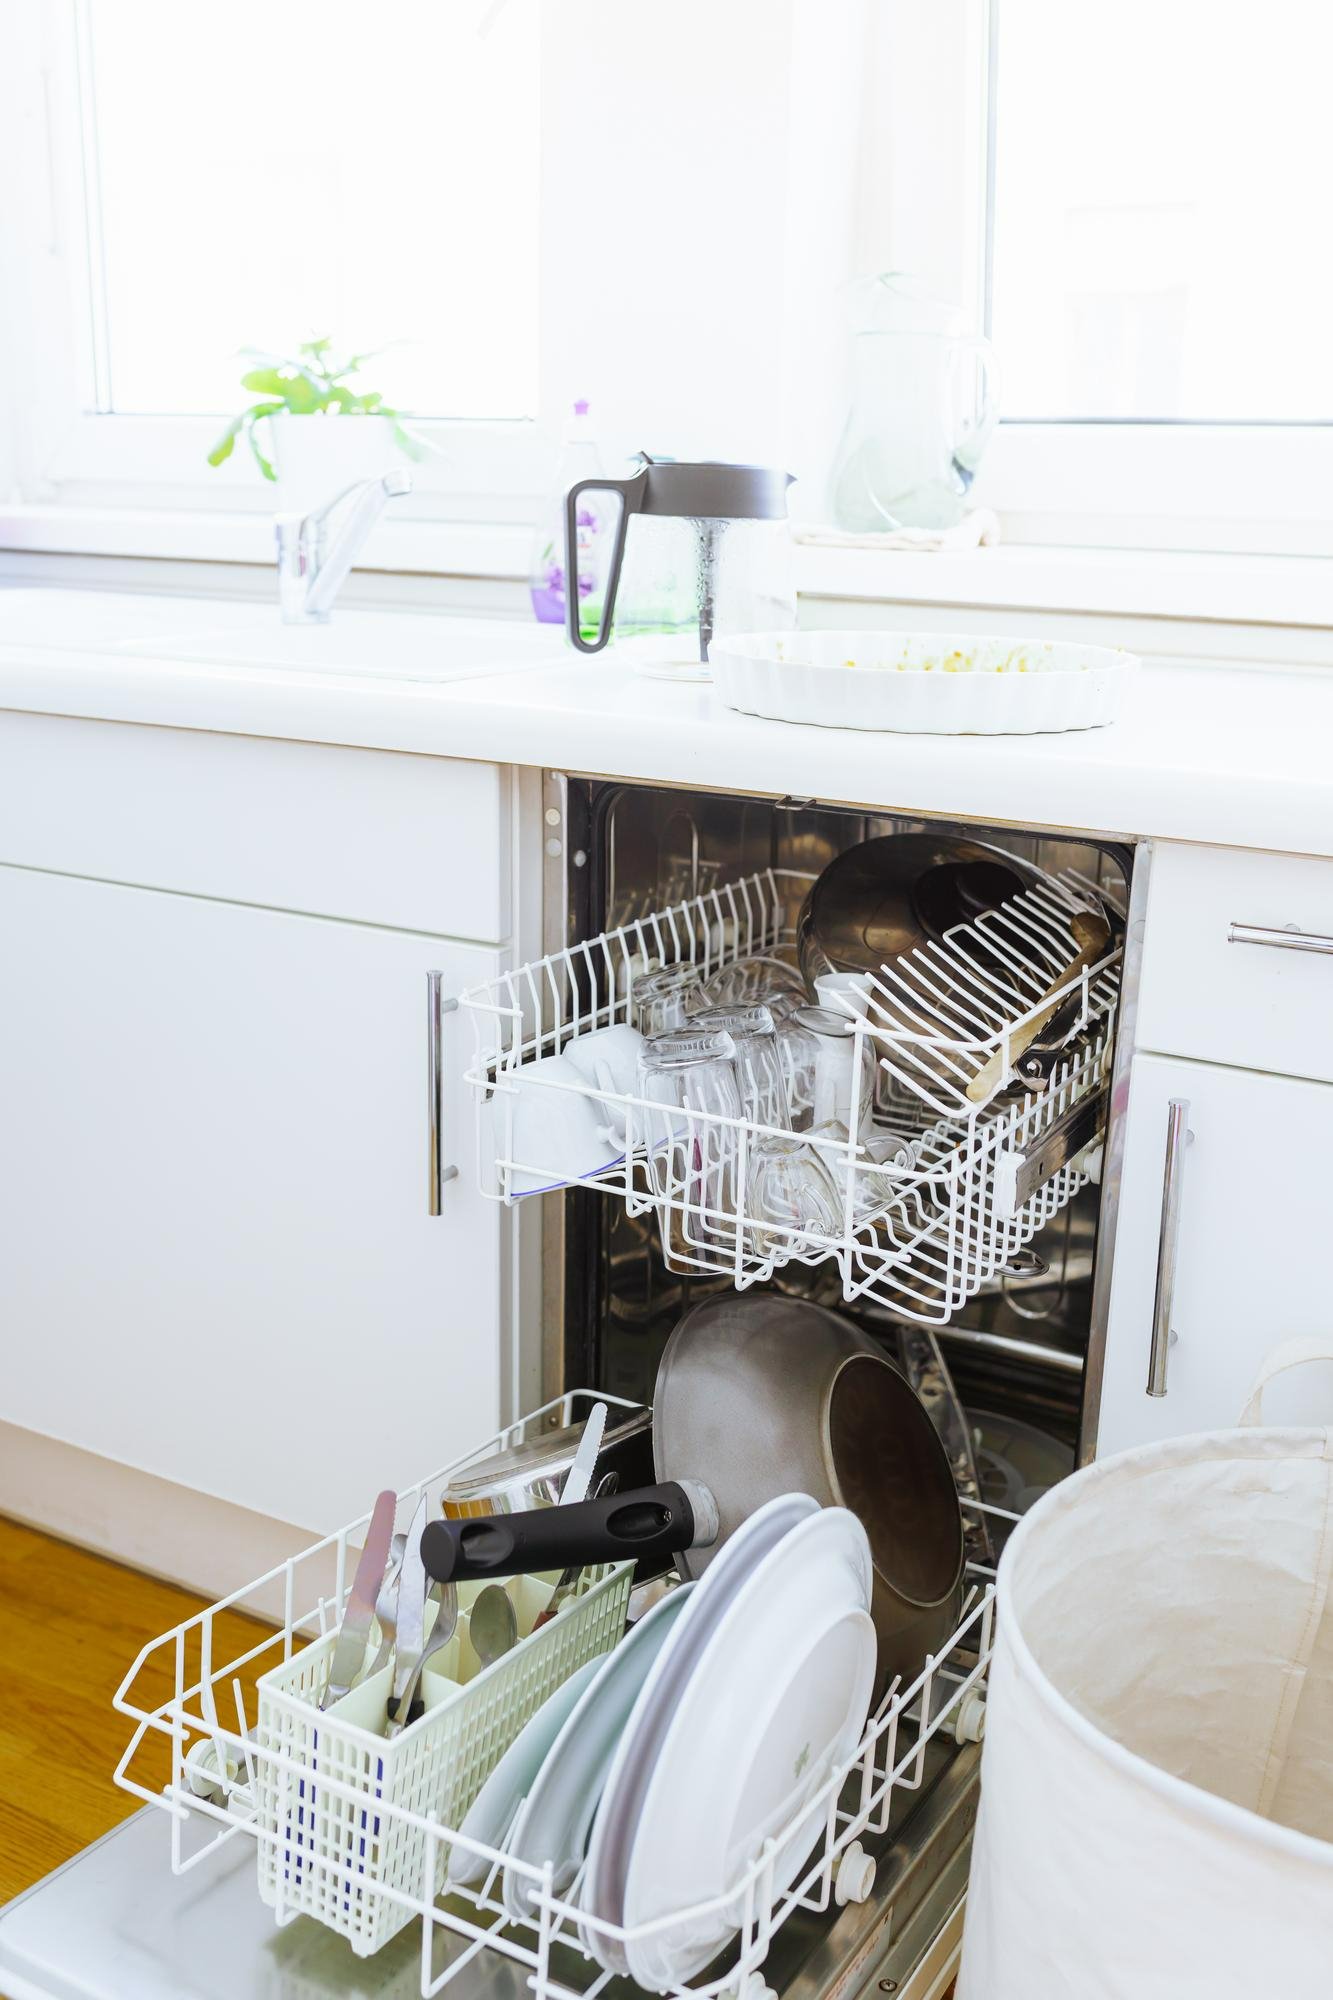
[{"xmin": 1, "ymin": 587, "xmax": 1330, "ymax": 856}]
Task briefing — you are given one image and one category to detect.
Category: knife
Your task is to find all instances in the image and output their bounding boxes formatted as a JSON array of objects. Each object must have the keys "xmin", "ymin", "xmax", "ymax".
[
  {"xmin": 532, "ymin": 1470, "xmax": 619, "ymax": 1630},
  {"xmin": 560, "ymin": 1401, "xmax": 607, "ymax": 1508},
  {"xmin": 320, "ymin": 1489, "xmax": 397, "ymax": 1711},
  {"xmin": 384, "ymin": 1494, "xmax": 429, "ymax": 1737}
]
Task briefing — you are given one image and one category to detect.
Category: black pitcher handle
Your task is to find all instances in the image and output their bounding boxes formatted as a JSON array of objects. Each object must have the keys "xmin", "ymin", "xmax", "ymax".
[
  {"xmin": 420, "ymin": 1479, "xmax": 718, "ymax": 1583},
  {"xmin": 564, "ymin": 469, "xmax": 647, "ymax": 654}
]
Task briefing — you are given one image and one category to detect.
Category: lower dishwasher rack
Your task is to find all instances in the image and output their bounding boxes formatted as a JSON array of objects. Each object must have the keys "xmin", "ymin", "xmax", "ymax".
[
  {"xmin": 112, "ymin": 1391, "xmax": 1008, "ymax": 2000},
  {"xmin": 461, "ymin": 867, "xmax": 1121, "ymax": 1326}
]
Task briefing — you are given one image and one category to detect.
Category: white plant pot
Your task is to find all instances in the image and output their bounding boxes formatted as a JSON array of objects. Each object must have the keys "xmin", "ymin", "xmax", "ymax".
[{"xmin": 270, "ymin": 411, "xmax": 409, "ymax": 517}]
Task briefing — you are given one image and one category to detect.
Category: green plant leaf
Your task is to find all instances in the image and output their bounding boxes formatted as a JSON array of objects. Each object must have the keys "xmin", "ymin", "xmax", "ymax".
[
  {"xmin": 206, "ymin": 412, "xmax": 244, "ymax": 467},
  {"xmin": 239, "ymin": 366, "xmax": 295, "ymax": 396},
  {"xmin": 243, "ymin": 408, "xmax": 278, "ymax": 482}
]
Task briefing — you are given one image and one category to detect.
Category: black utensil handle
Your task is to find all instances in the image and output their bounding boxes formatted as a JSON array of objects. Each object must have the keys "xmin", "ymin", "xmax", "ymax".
[{"xmin": 420, "ymin": 1480, "xmax": 716, "ymax": 1585}]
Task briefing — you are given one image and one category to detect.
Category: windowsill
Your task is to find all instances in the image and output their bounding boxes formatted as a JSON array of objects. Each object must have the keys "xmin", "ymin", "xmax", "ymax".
[{"xmin": 1, "ymin": 502, "xmax": 1330, "ymax": 632}]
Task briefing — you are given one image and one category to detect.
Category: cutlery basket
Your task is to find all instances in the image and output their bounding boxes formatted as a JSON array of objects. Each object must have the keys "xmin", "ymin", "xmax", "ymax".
[{"xmin": 253, "ymin": 1561, "xmax": 633, "ymax": 1954}]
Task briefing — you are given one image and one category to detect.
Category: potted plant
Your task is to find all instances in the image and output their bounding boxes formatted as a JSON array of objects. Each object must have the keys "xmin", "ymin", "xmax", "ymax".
[{"xmin": 208, "ymin": 336, "xmax": 424, "ymax": 512}]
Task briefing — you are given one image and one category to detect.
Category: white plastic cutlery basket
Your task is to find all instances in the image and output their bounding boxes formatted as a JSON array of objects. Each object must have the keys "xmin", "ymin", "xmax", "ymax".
[
  {"xmin": 253, "ymin": 1563, "xmax": 632, "ymax": 1953},
  {"xmin": 113, "ymin": 1392, "xmax": 1010, "ymax": 1999},
  {"xmin": 460, "ymin": 865, "xmax": 1122, "ymax": 1324}
]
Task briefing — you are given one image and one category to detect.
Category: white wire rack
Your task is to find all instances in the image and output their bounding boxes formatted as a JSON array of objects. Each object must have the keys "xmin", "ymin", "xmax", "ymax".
[
  {"xmin": 460, "ymin": 869, "xmax": 1121, "ymax": 1325},
  {"xmin": 114, "ymin": 1390, "xmax": 1009, "ymax": 2000}
]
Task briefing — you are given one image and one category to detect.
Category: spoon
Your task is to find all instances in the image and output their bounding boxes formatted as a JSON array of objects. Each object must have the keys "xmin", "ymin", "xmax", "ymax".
[{"xmin": 470, "ymin": 1583, "xmax": 518, "ymax": 1667}]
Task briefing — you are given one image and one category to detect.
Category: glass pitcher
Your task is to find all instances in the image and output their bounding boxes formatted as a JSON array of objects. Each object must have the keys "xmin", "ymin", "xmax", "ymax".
[
  {"xmin": 564, "ymin": 457, "xmax": 795, "ymax": 681},
  {"xmin": 830, "ymin": 274, "xmax": 999, "ymax": 533}
]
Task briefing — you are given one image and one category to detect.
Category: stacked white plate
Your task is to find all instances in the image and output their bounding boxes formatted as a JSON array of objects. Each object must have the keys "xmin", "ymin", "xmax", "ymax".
[
  {"xmin": 709, "ymin": 629, "xmax": 1139, "ymax": 735},
  {"xmin": 451, "ymin": 1494, "xmax": 875, "ymax": 1991},
  {"xmin": 583, "ymin": 1494, "xmax": 875, "ymax": 1992}
]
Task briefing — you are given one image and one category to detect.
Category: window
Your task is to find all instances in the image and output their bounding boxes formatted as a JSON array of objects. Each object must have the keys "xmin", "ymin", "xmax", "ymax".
[
  {"xmin": 3, "ymin": 1, "xmax": 867, "ymax": 534},
  {"xmin": 973, "ymin": 0, "xmax": 1333, "ymax": 550},
  {"xmin": 80, "ymin": 0, "xmax": 540, "ymax": 422},
  {"xmin": 4, "ymin": 1, "xmax": 1330, "ymax": 563},
  {"xmin": 989, "ymin": 0, "xmax": 1333, "ymax": 424}
]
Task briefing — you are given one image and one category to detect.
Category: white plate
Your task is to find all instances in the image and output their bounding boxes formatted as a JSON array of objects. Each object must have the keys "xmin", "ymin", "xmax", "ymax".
[
  {"xmin": 446, "ymin": 1655, "xmax": 606, "ymax": 1890},
  {"xmin": 709, "ymin": 629, "xmax": 1139, "ymax": 735},
  {"xmin": 580, "ymin": 1493, "xmax": 820, "ymax": 1975},
  {"xmin": 622, "ymin": 1507, "xmax": 876, "ymax": 1992},
  {"xmin": 500, "ymin": 1583, "xmax": 694, "ymax": 1923}
]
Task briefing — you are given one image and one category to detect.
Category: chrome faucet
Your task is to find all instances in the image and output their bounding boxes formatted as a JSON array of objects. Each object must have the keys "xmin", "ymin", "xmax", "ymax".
[{"xmin": 275, "ymin": 469, "xmax": 412, "ymax": 623}]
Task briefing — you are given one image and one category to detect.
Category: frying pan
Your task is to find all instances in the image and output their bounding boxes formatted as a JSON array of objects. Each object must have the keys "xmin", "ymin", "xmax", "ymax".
[{"xmin": 422, "ymin": 1296, "xmax": 964, "ymax": 1693}]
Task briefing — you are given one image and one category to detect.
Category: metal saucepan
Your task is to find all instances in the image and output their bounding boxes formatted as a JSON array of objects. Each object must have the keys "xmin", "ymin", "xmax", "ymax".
[
  {"xmin": 422, "ymin": 1296, "xmax": 964, "ymax": 1694},
  {"xmin": 437, "ymin": 1402, "xmax": 653, "ymax": 1519}
]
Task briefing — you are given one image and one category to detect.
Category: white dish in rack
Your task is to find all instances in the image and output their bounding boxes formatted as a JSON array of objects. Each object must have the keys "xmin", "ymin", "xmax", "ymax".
[
  {"xmin": 621, "ymin": 1506, "xmax": 876, "ymax": 1992},
  {"xmin": 447, "ymin": 1654, "xmax": 605, "ymax": 1889},
  {"xmin": 501, "ymin": 1583, "xmax": 694, "ymax": 1921},
  {"xmin": 580, "ymin": 1492, "xmax": 821, "ymax": 1975},
  {"xmin": 708, "ymin": 630, "xmax": 1138, "ymax": 735}
]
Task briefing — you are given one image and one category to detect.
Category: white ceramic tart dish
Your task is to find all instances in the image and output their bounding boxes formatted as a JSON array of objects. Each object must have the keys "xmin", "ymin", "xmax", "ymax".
[{"xmin": 708, "ymin": 629, "xmax": 1139, "ymax": 735}]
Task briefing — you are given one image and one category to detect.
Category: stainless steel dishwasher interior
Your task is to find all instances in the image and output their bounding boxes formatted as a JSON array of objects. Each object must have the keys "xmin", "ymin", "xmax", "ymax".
[{"xmin": 540, "ymin": 775, "xmax": 1135, "ymax": 2000}]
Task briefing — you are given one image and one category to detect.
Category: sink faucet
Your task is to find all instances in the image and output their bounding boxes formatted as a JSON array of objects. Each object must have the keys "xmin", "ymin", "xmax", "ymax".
[{"xmin": 275, "ymin": 469, "xmax": 412, "ymax": 624}]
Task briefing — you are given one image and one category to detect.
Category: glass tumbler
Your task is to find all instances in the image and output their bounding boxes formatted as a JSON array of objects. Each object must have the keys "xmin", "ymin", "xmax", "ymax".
[
  {"xmin": 699, "ymin": 954, "xmax": 808, "ymax": 1016},
  {"xmin": 631, "ymin": 963, "xmax": 704, "ymax": 1036},
  {"xmin": 635, "ymin": 1027, "xmax": 743, "ymax": 1267},
  {"xmin": 745, "ymin": 1134, "xmax": 843, "ymax": 1258},
  {"xmin": 808, "ymin": 1119, "xmax": 914, "ymax": 1226},
  {"xmin": 778, "ymin": 1005, "xmax": 874, "ymax": 1136},
  {"xmin": 689, "ymin": 1003, "xmax": 789, "ymax": 1128}
]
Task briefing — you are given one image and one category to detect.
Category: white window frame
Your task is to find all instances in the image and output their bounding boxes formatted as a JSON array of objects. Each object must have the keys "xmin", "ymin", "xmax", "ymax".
[
  {"xmin": 2, "ymin": 0, "xmax": 1331, "ymax": 571},
  {"xmin": 0, "ymin": 1, "xmax": 555, "ymax": 530},
  {"xmin": 875, "ymin": 0, "xmax": 1333, "ymax": 559}
]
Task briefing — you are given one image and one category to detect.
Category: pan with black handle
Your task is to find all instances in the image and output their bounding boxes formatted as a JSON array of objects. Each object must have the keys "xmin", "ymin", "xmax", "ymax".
[{"xmin": 421, "ymin": 1479, "xmax": 719, "ymax": 1586}]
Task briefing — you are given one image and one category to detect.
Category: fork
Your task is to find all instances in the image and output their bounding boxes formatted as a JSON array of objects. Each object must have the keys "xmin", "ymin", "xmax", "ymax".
[{"xmin": 364, "ymin": 1532, "xmax": 406, "ymax": 1680}]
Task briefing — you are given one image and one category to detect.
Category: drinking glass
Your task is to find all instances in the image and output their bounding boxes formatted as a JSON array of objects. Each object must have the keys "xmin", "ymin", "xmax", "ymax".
[
  {"xmin": 777, "ymin": 1005, "xmax": 874, "ymax": 1136},
  {"xmin": 635, "ymin": 1027, "xmax": 743, "ymax": 1267},
  {"xmin": 689, "ymin": 1003, "xmax": 789, "ymax": 1128},
  {"xmin": 745, "ymin": 1134, "xmax": 843, "ymax": 1256},
  {"xmin": 698, "ymin": 954, "xmax": 808, "ymax": 1015},
  {"xmin": 808, "ymin": 1119, "xmax": 914, "ymax": 1226},
  {"xmin": 631, "ymin": 963, "xmax": 704, "ymax": 1036}
]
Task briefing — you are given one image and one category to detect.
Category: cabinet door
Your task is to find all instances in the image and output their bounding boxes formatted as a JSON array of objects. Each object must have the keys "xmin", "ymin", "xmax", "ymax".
[
  {"xmin": 1096, "ymin": 1052, "xmax": 1333, "ymax": 1457},
  {"xmin": 0, "ymin": 864, "xmax": 503, "ymax": 1530}
]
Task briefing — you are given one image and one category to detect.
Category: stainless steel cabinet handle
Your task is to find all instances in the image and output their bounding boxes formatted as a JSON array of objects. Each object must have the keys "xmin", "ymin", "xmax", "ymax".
[
  {"xmin": 1147, "ymin": 1098, "xmax": 1192, "ymax": 1397},
  {"xmin": 427, "ymin": 971, "xmax": 460, "ymax": 1215},
  {"xmin": 1228, "ymin": 921, "xmax": 1333, "ymax": 956}
]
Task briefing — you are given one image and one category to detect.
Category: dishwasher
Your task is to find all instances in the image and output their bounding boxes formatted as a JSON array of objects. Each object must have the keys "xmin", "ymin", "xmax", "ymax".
[{"xmin": 0, "ymin": 774, "xmax": 1140, "ymax": 2000}]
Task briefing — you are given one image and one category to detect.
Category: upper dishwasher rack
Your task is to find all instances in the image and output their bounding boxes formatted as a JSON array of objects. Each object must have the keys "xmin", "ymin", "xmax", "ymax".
[{"xmin": 459, "ymin": 867, "xmax": 1122, "ymax": 1325}]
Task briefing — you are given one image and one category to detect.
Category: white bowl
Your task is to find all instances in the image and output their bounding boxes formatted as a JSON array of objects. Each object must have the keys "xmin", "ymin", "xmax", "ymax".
[{"xmin": 709, "ymin": 629, "xmax": 1139, "ymax": 735}]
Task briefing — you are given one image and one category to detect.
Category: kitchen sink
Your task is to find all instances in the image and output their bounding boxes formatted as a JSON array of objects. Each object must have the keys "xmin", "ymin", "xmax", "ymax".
[{"xmin": 0, "ymin": 588, "xmax": 567, "ymax": 684}]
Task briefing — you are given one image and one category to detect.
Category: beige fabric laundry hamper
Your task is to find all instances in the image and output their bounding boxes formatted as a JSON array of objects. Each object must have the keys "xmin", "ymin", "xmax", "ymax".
[{"xmin": 957, "ymin": 1339, "xmax": 1333, "ymax": 1998}]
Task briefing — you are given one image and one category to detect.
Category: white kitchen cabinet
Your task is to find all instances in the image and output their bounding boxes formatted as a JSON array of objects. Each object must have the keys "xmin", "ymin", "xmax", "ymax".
[
  {"xmin": 1096, "ymin": 1051, "xmax": 1333, "ymax": 1456},
  {"xmin": 0, "ymin": 862, "xmax": 504, "ymax": 1530}
]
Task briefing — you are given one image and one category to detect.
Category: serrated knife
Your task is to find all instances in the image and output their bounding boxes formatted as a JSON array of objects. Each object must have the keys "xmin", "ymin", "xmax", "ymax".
[
  {"xmin": 560, "ymin": 1401, "xmax": 607, "ymax": 1508},
  {"xmin": 320, "ymin": 1489, "xmax": 397, "ymax": 1711}
]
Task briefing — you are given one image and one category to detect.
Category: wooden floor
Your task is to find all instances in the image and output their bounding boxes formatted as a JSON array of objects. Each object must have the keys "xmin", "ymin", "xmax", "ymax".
[{"xmin": 0, "ymin": 1516, "xmax": 268, "ymax": 1907}]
